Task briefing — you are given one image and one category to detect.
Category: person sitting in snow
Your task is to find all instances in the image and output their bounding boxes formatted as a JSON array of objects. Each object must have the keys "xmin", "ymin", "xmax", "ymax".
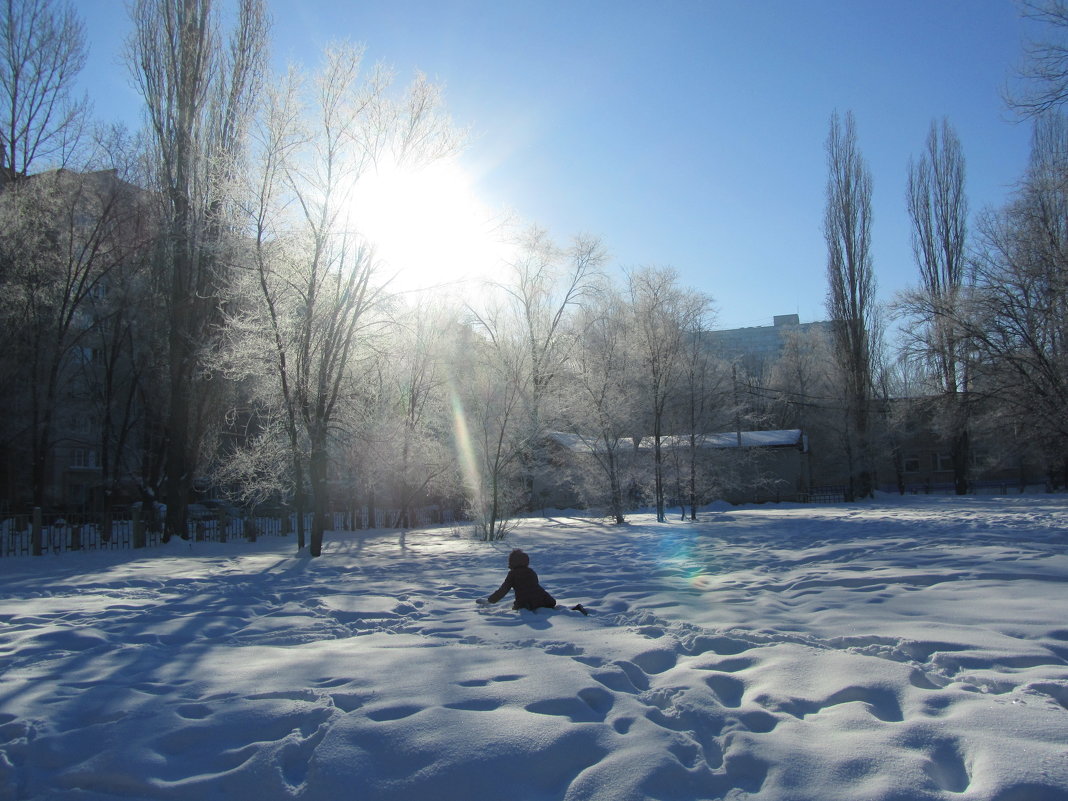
[{"xmin": 477, "ymin": 548, "xmax": 587, "ymax": 614}]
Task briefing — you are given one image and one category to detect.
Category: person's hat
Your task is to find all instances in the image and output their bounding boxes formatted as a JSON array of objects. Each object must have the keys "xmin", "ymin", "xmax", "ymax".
[{"xmin": 508, "ymin": 549, "xmax": 529, "ymax": 568}]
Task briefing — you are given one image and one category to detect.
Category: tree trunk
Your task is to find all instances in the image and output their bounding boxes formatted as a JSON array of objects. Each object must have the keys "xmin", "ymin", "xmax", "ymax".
[
  {"xmin": 608, "ymin": 450, "xmax": 624, "ymax": 525},
  {"xmin": 163, "ymin": 324, "xmax": 192, "ymax": 543},
  {"xmin": 952, "ymin": 427, "xmax": 970, "ymax": 496},
  {"xmin": 653, "ymin": 427, "xmax": 665, "ymax": 523},
  {"xmin": 292, "ymin": 457, "xmax": 306, "ymax": 550},
  {"xmin": 309, "ymin": 439, "xmax": 329, "ymax": 557},
  {"xmin": 689, "ymin": 438, "xmax": 698, "ymax": 521}
]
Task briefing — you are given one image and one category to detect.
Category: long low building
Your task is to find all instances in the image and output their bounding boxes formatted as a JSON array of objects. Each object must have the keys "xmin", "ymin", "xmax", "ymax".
[{"xmin": 545, "ymin": 428, "xmax": 812, "ymax": 507}]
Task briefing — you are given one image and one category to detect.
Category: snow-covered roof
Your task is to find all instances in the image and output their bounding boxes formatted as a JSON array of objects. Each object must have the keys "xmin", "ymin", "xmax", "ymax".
[
  {"xmin": 639, "ymin": 429, "xmax": 803, "ymax": 450},
  {"xmin": 545, "ymin": 431, "xmax": 602, "ymax": 453},
  {"xmin": 547, "ymin": 429, "xmax": 804, "ymax": 453}
]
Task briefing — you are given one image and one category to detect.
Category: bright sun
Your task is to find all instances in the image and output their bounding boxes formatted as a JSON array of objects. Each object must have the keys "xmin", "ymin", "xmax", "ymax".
[{"xmin": 346, "ymin": 157, "xmax": 510, "ymax": 297}]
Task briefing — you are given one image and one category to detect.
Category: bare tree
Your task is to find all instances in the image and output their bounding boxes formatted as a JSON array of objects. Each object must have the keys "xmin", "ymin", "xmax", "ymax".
[
  {"xmin": 127, "ymin": 0, "xmax": 269, "ymax": 541},
  {"xmin": 1010, "ymin": 0, "xmax": 1068, "ymax": 117},
  {"xmin": 0, "ymin": 0, "xmax": 88, "ymax": 177},
  {"xmin": 626, "ymin": 266, "xmax": 710, "ymax": 522},
  {"xmin": 824, "ymin": 110, "xmax": 878, "ymax": 499},
  {"xmin": 902, "ymin": 118, "xmax": 971, "ymax": 494},
  {"xmin": 965, "ymin": 113, "xmax": 1068, "ymax": 484},
  {"xmin": 78, "ymin": 191, "xmax": 159, "ymax": 535},
  {"xmin": 0, "ymin": 166, "xmax": 153, "ymax": 528}
]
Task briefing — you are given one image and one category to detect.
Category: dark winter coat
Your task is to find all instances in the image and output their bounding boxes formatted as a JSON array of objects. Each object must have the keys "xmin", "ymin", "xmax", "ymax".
[{"xmin": 487, "ymin": 565, "xmax": 557, "ymax": 611}]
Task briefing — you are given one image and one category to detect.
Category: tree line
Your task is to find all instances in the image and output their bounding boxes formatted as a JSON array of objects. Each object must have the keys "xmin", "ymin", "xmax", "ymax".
[{"xmin": 0, "ymin": 0, "xmax": 1066, "ymax": 555}]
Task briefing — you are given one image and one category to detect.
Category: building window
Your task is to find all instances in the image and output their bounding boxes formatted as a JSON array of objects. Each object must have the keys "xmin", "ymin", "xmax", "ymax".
[
  {"xmin": 903, "ymin": 455, "xmax": 921, "ymax": 473},
  {"xmin": 71, "ymin": 448, "xmax": 99, "ymax": 469},
  {"xmin": 936, "ymin": 453, "xmax": 954, "ymax": 472}
]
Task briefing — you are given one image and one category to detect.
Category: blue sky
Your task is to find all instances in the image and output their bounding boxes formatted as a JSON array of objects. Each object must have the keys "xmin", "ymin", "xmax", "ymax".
[{"xmin": 78, "ymin": 0, "xmax": 1035, "ymax": 331}]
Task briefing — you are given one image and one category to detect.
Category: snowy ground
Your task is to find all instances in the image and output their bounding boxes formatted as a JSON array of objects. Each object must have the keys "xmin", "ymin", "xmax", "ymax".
[{"xmin": 1, "ymin": 494, "xmax": 1066, "ymax": 801}]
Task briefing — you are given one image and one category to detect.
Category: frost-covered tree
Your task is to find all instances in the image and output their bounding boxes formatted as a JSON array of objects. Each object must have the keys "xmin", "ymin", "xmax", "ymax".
[
  {"xmin": 452, "ymin": 314, "xmax": 529, "ymax": 540},
  {"xmin": 488, "ymin": 226, "xmax": 605, "ymax": 508},
  {"xmin": 625, "ymin": 266, "xmax": 710, "ymax": 522},
  {"xmin": 674, "ymin": 314, "xmax": 732, "ymax": 520},
  {"xmin": 384, "ymin": 300, "xmax": 464, "ymax": 528},
  {"xmin": 227, "ymin": 43, "xmax": 458, "ymax": 554},
  {"xmin": 564, "ymin": 285, "xmax": 640, "ymax": 523}
]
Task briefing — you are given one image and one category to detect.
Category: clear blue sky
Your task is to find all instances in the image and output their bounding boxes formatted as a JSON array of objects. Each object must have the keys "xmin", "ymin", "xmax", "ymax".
[{"xmin": 78, "ymin": 0, "xmax": 1035, "ymax": 331}]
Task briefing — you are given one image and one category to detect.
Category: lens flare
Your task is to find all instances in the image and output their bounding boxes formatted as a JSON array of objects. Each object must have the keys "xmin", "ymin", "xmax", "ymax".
[
  {"xmin": 449, "ymin": 379, "xmax": 481, "ymax": 509},
  {"xmin": 656, "ymin": 530, "xmax": 720, "ymax": 591}
]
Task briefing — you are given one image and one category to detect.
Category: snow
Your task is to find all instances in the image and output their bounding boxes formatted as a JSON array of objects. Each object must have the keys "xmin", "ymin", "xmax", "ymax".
[{"xmin": 1, "ymin": 494, "xmax": 1067, "ymax": 801}]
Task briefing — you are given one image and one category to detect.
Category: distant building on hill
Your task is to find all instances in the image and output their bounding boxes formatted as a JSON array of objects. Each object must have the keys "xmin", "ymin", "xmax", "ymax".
[{"xmin": 703, "ymin": 314, "xmax": 834, "ymax": 372}]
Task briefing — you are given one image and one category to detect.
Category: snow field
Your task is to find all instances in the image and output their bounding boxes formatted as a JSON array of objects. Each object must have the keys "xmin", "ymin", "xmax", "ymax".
[{"xmin": 0, "ymin": 494, "xmax": 1066, "ymax": 800}]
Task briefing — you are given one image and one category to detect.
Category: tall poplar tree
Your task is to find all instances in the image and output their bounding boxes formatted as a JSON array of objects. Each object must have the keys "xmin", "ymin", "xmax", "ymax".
[
  {"xmin": 127, "ymin": 0, "xmax": 268, "ymax": 541},
  {"xmin": 824, "ymin": 110, "xmax": 878, "ymax": 499},
  {"xmin": 905, "ymin": 118, "xmax": 971, "ymax": 494}
]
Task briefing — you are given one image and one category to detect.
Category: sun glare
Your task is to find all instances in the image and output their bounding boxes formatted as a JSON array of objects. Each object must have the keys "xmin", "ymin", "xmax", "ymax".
[{"xmin": 347, "ymin": 157, "xmax": 510, "ymax": 296}]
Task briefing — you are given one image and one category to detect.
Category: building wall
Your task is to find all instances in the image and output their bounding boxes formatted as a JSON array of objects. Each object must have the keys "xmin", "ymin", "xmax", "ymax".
[
  {"xmin": 874, "ymin": 428, "xmax": 1048, "ymax": 494},
  {"xmin": 545, "ymin": 432, "xmax": 811, "ymax": 509},
  {"xmin": 703, "ymin": 314, "xmax": 835, "ymax": 373}
]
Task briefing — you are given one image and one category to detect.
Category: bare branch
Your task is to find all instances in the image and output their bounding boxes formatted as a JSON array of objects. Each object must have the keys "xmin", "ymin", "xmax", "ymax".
[{"xmin": 0, "ymin": 0, "xmax": 88, "ymax": 176}]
